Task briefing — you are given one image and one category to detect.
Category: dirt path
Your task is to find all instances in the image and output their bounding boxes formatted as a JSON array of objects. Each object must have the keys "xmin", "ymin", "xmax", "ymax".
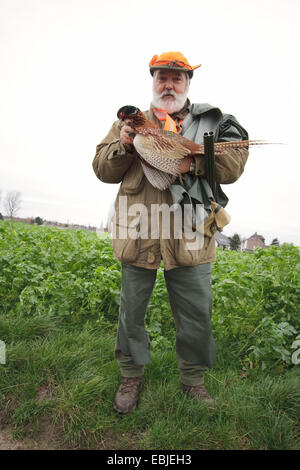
[
  {"xmin": 0, "ymin": 385, "xmax": 65, "ymax": 450},
  {"xmin": 0, "ymin": 428, "xmax": 33, "ymax": 450},
  {"xmin": 0, "ymin": 417, "xmax": 63, "ymax": 450}
]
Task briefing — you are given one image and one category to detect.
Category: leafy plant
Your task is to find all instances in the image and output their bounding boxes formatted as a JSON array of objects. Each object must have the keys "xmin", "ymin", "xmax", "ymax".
[{"xmin": 0, "ymin": 220, "xmax": 299, "ymax": 369}]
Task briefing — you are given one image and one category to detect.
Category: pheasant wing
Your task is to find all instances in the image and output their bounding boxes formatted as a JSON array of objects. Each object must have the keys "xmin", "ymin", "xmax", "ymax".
[
  {"xmin": 135, "ymin": 129, "xmax": 191, "ymax": 158},
  {"xmin": 133, "ymin": 132, "xmax": 190, "ymax": 177}
]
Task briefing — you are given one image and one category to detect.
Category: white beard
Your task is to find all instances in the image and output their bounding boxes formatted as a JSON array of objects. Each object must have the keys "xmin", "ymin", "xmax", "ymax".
[{"xmin": 151, "ymin": 85, "xmax": 189, "ymax": 115}]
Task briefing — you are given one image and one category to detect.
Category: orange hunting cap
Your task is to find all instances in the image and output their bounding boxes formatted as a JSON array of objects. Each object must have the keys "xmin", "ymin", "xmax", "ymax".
[{"xmin": 149, "ymin": 51, "xmax": 201, "ymax": 78}]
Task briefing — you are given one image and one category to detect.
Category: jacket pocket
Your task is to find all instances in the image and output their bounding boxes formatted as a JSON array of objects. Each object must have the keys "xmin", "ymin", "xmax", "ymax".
[
  {"xmin": 173, "ymin": 202, "xmax": 231, "ymax": 265},
  {"xmin": 174, "ymin": 231, "xmax": 207, "ymax": 266},
  {"xmin": 112, "ymin": 215, "xmax": 141, "ymax": 264}
]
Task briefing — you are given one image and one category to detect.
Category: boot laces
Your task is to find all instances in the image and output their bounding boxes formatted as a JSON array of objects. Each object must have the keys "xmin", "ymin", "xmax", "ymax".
[
  {"xmin": 193, "ymin": 384, "xmax": 211, "ymax": 398},
  {"xmin": 119, "ymin": 378, "xmax": 141, "ymax": 393}
]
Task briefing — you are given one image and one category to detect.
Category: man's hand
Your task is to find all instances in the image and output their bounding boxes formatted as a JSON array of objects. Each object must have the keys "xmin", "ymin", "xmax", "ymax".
[
  {"xmin": 120, "ymin": 119, "xmax": 136, "ymax": 148},
  {"xmin": 179, "ymin": 156, "xmax": 194, "ymax": 173}
]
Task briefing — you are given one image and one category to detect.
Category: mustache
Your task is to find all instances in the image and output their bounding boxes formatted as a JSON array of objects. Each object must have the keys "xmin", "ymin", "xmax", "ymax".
[{"xmin": 160, "ymin": 89, "xmax": 177, "ymax": 98}]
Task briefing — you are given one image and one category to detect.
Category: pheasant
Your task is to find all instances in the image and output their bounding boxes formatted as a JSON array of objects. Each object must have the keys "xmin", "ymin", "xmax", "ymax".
[{"xmin": 117, "ymin": 105, "xmax": 270, "ymax": 191}]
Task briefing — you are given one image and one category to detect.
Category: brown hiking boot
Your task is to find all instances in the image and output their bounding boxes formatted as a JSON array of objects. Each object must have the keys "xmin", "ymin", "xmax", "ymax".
[
  {"xmin": 113, "ymin": 376, "xmax": 143, "ymax": 414},
  {"xmin": 181, "ymin": 383, "xmax": 214, "ymax": 405}
]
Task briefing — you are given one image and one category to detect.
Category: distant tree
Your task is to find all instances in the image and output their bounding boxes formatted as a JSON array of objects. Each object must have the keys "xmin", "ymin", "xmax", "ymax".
[
  {"xmin": 34, "ymin": 216, "xmax": 43, "ymax": 225},
  {"xmin": 270, "ymin": 238, "xmax": 280, "ymax": 246},
  {"xmin": 229, "ymin": 233, "xmax": 242, "ymax": 251},
  {"xmin": 4, "ymin": 191, "xmax": 22, "ymax": 218}
]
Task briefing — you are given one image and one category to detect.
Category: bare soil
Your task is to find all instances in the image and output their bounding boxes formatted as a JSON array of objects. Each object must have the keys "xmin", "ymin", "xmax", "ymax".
[
  {"xmin": 0, "ymin": 419, "xmax": 61, "ymax": 450},
  {"xmin": 0, "ymin": 384, "xmax": 64, "ymax": 450}
]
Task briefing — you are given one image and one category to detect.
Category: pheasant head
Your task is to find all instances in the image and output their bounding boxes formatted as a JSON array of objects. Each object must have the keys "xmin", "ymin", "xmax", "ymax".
[{"xmin": 117, "ymin": 105, "xmax": 150, "ymax": 129}]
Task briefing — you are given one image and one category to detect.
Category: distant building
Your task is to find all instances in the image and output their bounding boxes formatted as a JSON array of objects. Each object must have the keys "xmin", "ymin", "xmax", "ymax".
[
  {"xmin": 215, "ymin": 231, "xmax": 230, "ymax": 250},
  {"xmin": 244, "ymin": 232, "xmax": 266, "ymax": 252}
]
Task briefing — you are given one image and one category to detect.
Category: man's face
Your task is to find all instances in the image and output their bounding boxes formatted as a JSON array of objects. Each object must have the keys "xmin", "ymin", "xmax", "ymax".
[{"xmin": 152, "ymin": 70, "xmax": 189, "ymax": 114}]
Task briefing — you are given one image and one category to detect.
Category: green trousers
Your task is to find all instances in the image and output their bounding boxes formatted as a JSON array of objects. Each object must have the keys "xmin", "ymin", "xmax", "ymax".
[{"xmin": 115, "ymin": 263, "xmax": 216, "ymax": 386}]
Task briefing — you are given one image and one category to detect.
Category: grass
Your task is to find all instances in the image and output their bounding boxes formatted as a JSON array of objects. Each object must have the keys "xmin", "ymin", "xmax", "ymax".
[{"xmin": 1, "ymin": 317, "xmax": 299, "ymax": 450}]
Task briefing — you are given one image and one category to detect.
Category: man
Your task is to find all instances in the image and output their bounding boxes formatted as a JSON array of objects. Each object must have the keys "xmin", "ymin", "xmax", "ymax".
[{"xmin": 92, "ymin": 51, "xmax": 248, "ymax": 414}]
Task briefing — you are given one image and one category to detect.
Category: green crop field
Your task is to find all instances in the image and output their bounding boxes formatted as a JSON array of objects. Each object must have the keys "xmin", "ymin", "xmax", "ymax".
[{"xmin": 0, "ymin": 220, "xmax": 299, "ymax": 450}]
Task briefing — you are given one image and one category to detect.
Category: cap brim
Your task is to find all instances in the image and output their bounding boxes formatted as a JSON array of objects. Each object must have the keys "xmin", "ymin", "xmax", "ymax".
[
  {"xmin": 150, "ymin": 63, "xmax": 201, "ymax": 78},
  {"xmin": 150, "ymin": 65, "xmax": 193, "ymax": 78}
]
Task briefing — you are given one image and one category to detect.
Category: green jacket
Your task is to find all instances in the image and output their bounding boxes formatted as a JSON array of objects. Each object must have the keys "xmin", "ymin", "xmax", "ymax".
[{"xmin": 92, "ymin": 102, "xmax": 248, "ymax": 270}]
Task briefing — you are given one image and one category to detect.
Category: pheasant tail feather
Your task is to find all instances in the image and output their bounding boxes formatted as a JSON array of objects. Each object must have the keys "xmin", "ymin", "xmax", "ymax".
[{"xmin": 194, "ymin": 140, "xmax": 277, "ymax": 155}]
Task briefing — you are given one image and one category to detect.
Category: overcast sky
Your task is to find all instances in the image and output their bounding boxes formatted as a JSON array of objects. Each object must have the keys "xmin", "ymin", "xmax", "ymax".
[{"xmin": 1, "ymin": 0, "xmax": 300, "ymax": 245}]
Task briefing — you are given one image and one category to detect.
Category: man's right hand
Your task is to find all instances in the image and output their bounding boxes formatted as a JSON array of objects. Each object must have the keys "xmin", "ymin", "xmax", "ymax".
[{"xmin": 120, "ymin": 120, "xmax": 136, "ymax": 147}]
